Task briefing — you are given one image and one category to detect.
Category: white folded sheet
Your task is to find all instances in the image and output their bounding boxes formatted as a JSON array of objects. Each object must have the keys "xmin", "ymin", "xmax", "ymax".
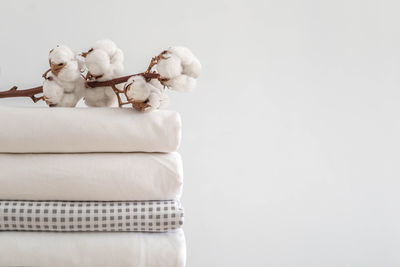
[
  {"xmin": 0, "ymin": 229, "xmax": 186, "ymax": 267},
  {"xmin": 0, "ymin": 152, "xmax": 183, "ymax": 200},
  {"xmin": 0, "ymin": 107, "xmax": 181, "ymax": 153}
]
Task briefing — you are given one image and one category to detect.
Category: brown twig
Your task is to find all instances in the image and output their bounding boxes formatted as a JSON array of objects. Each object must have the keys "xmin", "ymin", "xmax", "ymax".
[
  {"xmin": 145, "ymin": 50, "xmax": 168, "ymax": 74},
  {"xmin": 132, "ymin": 101, "xmax": 151, "ymax": 112},
  {"xmin": 42, "ymin": 68, "xmax": 51, "ymax": 79},
  {"xmin": 0, "ymin": 86, "xmax": 43, "ymax": 101},
  {"xmin": 111, "ymin": 84, "xmax": 125, "ymax": 107},
  {"xmin": 86, "ymin": 73, "xmax": 160, "ymax": 88},
  {"xmin": 81, "ymin": 48, "xmax": 93, "ymax": 58},
  {"xmin": 31, "ymin": 95, "xmax": 45, "ymax": 103}
]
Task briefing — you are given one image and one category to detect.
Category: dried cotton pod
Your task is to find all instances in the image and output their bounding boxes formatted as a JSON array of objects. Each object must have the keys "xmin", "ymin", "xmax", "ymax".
[
  {"xmin": 83, "ymin": 39, "xmax": 124, "ymax": 107},
  {"xmin": 125, "ymin": 76, "xmax": 152, "ymax": 102},
  {"xmin": 156, "ymin": 46, "xmax": 201, "ymax": 92}
]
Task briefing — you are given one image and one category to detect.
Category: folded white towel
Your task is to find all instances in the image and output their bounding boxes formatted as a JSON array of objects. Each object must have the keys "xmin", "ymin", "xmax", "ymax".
[
  {"xmin": 0, "ymin": 229, "xmax": 186, "ymax": 267},
  {"xmin": 0, "ymin": 152, "xmax": 183, "ymax": 200},
  {"xmin": 0, "ymin": 107, "xmax": 181, "ymax": 153}
]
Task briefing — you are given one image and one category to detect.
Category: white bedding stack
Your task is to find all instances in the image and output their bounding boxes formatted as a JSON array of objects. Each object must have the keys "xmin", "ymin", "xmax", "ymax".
[{"xmin": 0, "ymin": 107, "xmax": 186, "ymax": 267}]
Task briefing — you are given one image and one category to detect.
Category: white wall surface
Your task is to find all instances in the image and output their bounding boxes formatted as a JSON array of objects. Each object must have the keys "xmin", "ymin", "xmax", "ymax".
[{"xmin": 1, "ymin": 1, "xmax": 399, "ymax": 266}]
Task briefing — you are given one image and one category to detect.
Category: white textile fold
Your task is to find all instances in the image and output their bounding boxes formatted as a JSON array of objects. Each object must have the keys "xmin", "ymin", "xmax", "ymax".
[
  {"xmin": 0, "ymin": 152, "xmax": 183, "ymax": 200},
  {"xmin": 0, "ymin": 229, "xmax": 186, "ymax": 267},
  {"xmin": 0, "ymin": 107, "xmax": 181, "ymax": 153}
]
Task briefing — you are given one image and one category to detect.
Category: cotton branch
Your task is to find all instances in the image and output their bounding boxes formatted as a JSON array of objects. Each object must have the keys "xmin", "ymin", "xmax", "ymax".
[
  {"xmin": 85, "ymin": 73, "xmax": 157, "ymax": 88},
  {"xmin": 0, "ymin": 85, "xmax": 44, "ymax": 103},
  {"xmin": 0, "ymin": 72, "xmax": 166, "ymax": 106},
  {"xmin": 0, "ymin": 45, "xmax": 201, "ymax": 114}
]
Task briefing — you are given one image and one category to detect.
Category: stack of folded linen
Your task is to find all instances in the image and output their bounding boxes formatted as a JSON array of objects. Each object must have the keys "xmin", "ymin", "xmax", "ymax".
[{"xmin": 0, "ymin": 107, "xmax": 186, "ymax": 267}]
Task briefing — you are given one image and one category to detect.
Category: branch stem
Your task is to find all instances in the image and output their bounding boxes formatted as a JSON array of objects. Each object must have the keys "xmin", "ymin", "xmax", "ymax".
[{"xmin": 0, "ymin": 86, "xmax": 43, "ymax": 99}]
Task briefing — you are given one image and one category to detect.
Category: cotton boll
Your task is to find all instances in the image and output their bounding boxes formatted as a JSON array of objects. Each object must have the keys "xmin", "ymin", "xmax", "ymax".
[
  {"xmin": 149, "ymin": 78, "xmax": 164, "ymax": 90},
  {"xmin": 112, "ymin": 62, "xmax": 124, "ymax": 78},
  {"xmin": 168, "ymin": 46, "xmax": 195, "ymax": 65},
  {"xmin": 49, "ymin": 45, "xmax": 75, "ymax": 64},
  {"xmin": 83, "ymin": 40, "xmax": 123, "ymax": 106},
  {"xmin": 157, "ymin": 53, "xmax": 182, "ymax": 78},
  {"xmin": 48, "ymin": 45, "xmax": 81, "ymax": 82},
  {"xmin": 58, "ymin": 80, "xmax": 75, "ymax": 93},
  {"xmin": 43, "ymin": 78, "xmax": 64, "ymax": 105},
  {"xmin": 146, "ymin": 91, "xmax": 163, "ymax": 111},
  {"xmin": 84, "ymin": 40, "xmax": 124, "ymax": 87},
  {"xmin": 146, "ymin": 89, "xmax": 170, "ymax": 111},
  {"xmin": 182, "ymin": 57, "xmax": 202, "ymax": 78},
  {"xmin": 84, "ymin": 87, "xmax": 116, "ymax": 107},
  {"xmin": 111, "ymin": 48, "xmax": 124, "ymax": 66},
  {"xmin": 147, "ymin": 92, "xmax": 161, "ymax": 110},
  {"xmin": 104, "ymin": 86, "xmax": 117, "ymax": 100},
  {"xmin": 58, "ymin": 93, "xmax": 79, "ymax": 107},
  {"xmin": 158, "ymin": 89, "xmax": 170, "ymax": 108},
  {"xmin": 91, "ymin": 39, "xmax": 117, "ymax": 57},
  {"xmin": 77, "ymin": 57, "xmax": 86, "ymax": 73},
  {"xmin": 57, "ymin": 60, "xmax": 81, "ymax": 82},
  {"xmin": 111, "ymin": 48, "xmax": 124, "ymax": 76},
  {"xmin": 84, "ymin": 87, "xmax": 104, "ymax": 106},
  {"xmin": 85, "ymin": 49, "xmax": 111, "ymax": 78},
  {"xmin": 158, "ymin": 46, "xmax": 201, "ymax": 86},
  {"xmin": 72, "ymin": 78, "xmax": 86, "ymax": 99},
  {"xmin": 125, "ymin": 76, "xmax": 151, "ymax": 102},
  {"xmin": 43, "ymin": 74, "xmax": 85, "ymax": 107},
  {"xmin": 167, "ymin": 75, "xmax": 197, "ymax": 92}
]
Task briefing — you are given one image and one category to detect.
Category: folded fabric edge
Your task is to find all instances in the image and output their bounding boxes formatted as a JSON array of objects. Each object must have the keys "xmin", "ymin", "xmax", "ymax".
[
  {"xmin": 0, "ymin": 200, "xmax": 184, "ymax": 233},
  {"xmin": 0, "ymin": 229, "xmax": 186, "ymax": 267}
]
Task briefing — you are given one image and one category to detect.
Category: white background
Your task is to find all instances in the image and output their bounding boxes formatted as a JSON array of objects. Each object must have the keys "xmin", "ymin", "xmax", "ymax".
[{"xmin": 1, "ymin": 1, "xmax": 400, "ymax": 266}]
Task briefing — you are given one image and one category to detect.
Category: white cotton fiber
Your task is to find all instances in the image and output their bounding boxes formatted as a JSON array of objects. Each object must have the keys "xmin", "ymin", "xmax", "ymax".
[
  {"xmin": 43, "ymin": 78, "xmax": 64, "ymax": 105},
  {"xmin": 49, "ymin": 45, "xmax": 75, "ymax": 64},
  {"xmin": 166, "ymin": 75, "xmax": 197, "ymax": 92},
  {"xmin": 57, "ymin": 60, "xmax": 81, "ymax": 82},
  {"xmin": 111, "ymin": 48, "xmax": 124, "ymax": 75},
  {"xmin": 111, "ymin": 48, "xmax": 124, "ymax": 65},
  {"xmin": 156, "ymin": 53, "xmax": 183, "ymax": 79},
  {"xmin": 156, "ymin": 46, "xmax": 201, "ymax": 92},
  {"xmin": 48, "ymin": 45, "xmax": 81, "ymax": 83},
  {"xmin": 85, "ymin": 50, "xmax": 111, "ymax": 78},
  {"xmin": 149, "ymin": 78, "xmax": 164, "ymax": 90},
  {"xmin": 158, "ymin": 89, "xmax": 170, "ymax": 108},
  {"xmin": 168, "ymin": 46, "xmax": 196, "ymax": 65},
  {"xmin": 125, "ymin": 76, "xmax": 152, "ymax": 102},
  {"xmin": 59, "ymin": 93, "xmax": 79, "ymax": 107},
  {"xmin": 85, "ymin": 40, "xmax": 123, "ymax": 80},
  {"xmin": 146, "ymin": 88, "xmax": 170, "ymax": 111},
  {"xmin": 182, "ymin": 57, "xmax": 202, "ymax": 78},
  {"xmin": 83, "ymin": 40, "xmax": 124, "ymax": 107},
  {"xmin": 91, "ymin": 39, "xmax": 117, "ymax": 57},
  {"xmin": 84, "ymin": 87, "xmax": 116, "ymax": 107},
  {"xmin": 146, "ymin": 93, "xmax": 161, "ymax": 110},
  {"xmin": 43, "ymin": 73, "xmax": 85, "ymax": 107}
]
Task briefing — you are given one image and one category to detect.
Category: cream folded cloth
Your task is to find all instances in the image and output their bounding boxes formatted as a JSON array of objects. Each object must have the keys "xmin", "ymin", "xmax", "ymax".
[
  {"xmin": 0, "ymin": 107, "xmax": 181, "ymax": 153},
  {"xmin": 0, "ymin": 229, "xmax": 186, "ymax": 267},
  {"xmin": 0, "ymin": 152, "xmax": 183, "ymax": 201}
]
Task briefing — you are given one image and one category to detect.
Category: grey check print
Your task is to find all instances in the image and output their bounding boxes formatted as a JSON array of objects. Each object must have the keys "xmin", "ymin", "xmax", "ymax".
[{"xmin": 0, "ymin": 200, "xmax": 184, "ymax": 232}]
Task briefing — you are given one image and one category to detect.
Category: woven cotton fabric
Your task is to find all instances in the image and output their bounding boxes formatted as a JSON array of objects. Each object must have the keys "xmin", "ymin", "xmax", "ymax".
[
  {"xmin": 0, "ymin": 230, "xmax": 186, "ymax": 267},
  {"xmin": 0, "ymin": 200, "xmax": 183, "ymax": 232},
  {"xmin": 0, "ymin": 152, "xmax": 183, "ymax": 201},
  {"xmin": 0, "ymin": 107, "xmax": 181, "ymax": 153}
]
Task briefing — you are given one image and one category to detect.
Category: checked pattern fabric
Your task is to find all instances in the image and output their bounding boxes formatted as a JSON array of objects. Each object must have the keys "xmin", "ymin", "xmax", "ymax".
[{"xmin": 0, "ymin": 200, "xmax": 183, "ymax": 232}]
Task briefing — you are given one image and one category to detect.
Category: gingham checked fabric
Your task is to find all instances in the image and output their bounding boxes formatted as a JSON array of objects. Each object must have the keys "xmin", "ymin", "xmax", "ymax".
[{"xmin": 0, "ymin": 200, "xmax": 183, "ymax": 232}]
